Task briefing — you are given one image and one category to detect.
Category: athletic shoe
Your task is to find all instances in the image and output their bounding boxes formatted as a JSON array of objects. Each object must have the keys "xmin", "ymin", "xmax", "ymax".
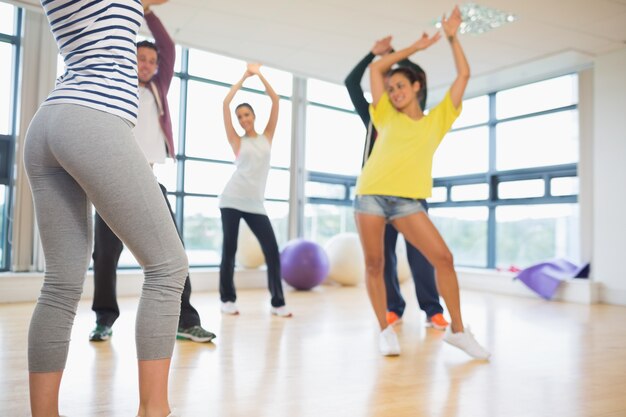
[
  {"xmin": 386, "ymin": 311, "xmax": 402, "ymax": 326},
  {"xmin": 443, "ymin": 326, "xmax": 491, "ymax": 360},
  {"xmin": 221, "ymin": 301, "xmax": 239, "ymax": 315},
  {"xmin": 89, "ymin": 324, "xmax": 112, "ymax": 342},
  {"xmin": 176, "ymin": 325, "xmax": 216, "ymax": 343},
  {"xmin": 270, "ymin": 306, "xmax": 293, "ymax": 317},
  {"xmin": 426, "ymin": 313, "xmax": 449, "ymax": 330},
  {"xmin": 379, "ymin": 326, "xmax": 401, "ymax": 356}
]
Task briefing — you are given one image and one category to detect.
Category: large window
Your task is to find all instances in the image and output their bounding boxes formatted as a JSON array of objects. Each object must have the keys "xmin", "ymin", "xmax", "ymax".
[
  {"xmin": 430, "ymin": 74, "xmax": 579, "ymax": 268},
  {"xmin": 304, "ymin": 78, "xmax": 364, "ymax": 243},
  {"xmin": 0, "ymin": 3, "xmax": 21, "ymax": 270},
  {"xmin": 303, "ymin": 74, "xmax": 580, "ymax": 270}
]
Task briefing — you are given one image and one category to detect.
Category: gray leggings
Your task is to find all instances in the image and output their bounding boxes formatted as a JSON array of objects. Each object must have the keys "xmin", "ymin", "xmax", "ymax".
[{"xmin": 24, "ymin": 104, "xmax": 188, "ymax": 372}]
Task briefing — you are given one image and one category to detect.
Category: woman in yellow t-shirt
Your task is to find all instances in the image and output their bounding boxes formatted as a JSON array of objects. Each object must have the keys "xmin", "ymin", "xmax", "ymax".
[{"xmin": 354, "ymin": 6, "xmax": 490, "ymax": 359}]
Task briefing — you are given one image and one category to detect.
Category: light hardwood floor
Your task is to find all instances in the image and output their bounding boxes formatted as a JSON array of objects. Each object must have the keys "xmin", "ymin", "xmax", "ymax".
[{"xmin": 1, "ymin": 284, "xmax": 625, "ymax": 417}]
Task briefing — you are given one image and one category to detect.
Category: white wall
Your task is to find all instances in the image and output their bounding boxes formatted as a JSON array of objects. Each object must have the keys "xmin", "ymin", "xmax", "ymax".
[{"xmin": 593, "ymin": 48, "xmax": 626, "ymax": 305}]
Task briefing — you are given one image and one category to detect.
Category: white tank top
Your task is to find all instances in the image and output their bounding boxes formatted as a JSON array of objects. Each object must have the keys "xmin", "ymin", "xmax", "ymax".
[{"xmin": 219, "ymin": 135, "xmax": 271, "ymax": 215}]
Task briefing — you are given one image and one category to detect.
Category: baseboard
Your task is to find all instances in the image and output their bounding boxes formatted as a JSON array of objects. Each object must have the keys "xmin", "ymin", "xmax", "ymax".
[
  {"xmin": 0, "ymin": 267, "xmax": 608, "ymax": 305},
  {"xmin": 0, "ymin": 268, "xmax": 267, "ymax": 304},
  {"xmin": 456, "ymin": 268, "xmax": 601, "ymax": 304},
  {"xmin": 598, "ymin": 287, "xmax": 626, "ymax": 306}
]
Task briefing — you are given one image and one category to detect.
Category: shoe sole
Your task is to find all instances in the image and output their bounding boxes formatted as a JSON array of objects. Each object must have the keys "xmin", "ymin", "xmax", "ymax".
[
  {"xmin": 176, "ymin": 333, "xmax": 216, "ymax": 343},
  {"xmin": 442, "ymin": 337, "xmax": 491, "ymax": 360},
  {"xmin": 89, "ymin": 334, "xmax": 111, "ymax": 342},
  {"xmin": 425, "ymin": 322, "xmax": 447, "ymax": 330},
  {"xmin": 221, "ymin": 310, "xmax": 239, "ymax": 315},
  {"xmin": 271, "ymin": 311, "xmax": 293, "ymax": 318}
]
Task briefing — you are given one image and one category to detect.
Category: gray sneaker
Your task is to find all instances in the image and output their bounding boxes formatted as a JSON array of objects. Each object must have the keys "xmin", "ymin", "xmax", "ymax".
[
  {"xmin": 89, "ymin": 324, "xmax": 112, "ymax": 342},
  {"xmin": 176, "ymin": 325, "xmax": 216, "ymax": 343}
]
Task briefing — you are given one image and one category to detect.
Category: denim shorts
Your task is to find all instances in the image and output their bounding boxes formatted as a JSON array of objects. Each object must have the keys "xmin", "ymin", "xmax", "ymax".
[{"xmin": 354, "ymin": 195, "xmax": 426, "ymax": 222}]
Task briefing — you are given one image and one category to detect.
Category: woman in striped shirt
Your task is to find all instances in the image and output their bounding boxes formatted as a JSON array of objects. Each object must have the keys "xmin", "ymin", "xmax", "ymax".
[{"xmin": 25, "ymin": 1, "xmax": 186, "ymax": 416}]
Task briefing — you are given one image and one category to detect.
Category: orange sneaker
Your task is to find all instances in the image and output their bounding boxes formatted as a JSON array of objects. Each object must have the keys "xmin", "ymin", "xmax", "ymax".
[
  {"xmin": 426, "ymin": 313, "xmax": 449, "ymax": 330},
  {"xmin": 386, "ymin": 311, "xmax": 402, "ymax": 326}
]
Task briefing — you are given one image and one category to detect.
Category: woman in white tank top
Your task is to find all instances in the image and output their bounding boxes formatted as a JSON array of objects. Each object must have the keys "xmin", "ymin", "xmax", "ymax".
[{"xmin": 219, "ymin": 64, "xmax": 291, "ymax": 317}]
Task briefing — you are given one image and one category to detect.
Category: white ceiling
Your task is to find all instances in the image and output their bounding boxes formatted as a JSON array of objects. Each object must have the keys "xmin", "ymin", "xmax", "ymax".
[{"xmin": 10, "ymin": 0, "xmax": 626, "ymax": 95}]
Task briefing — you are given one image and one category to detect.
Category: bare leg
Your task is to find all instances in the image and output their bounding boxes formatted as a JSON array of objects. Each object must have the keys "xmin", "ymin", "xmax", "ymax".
[
  {"xmin": 392, "ymin": 212, "xmax": 464, "ymax": 333},
  {"xmin": 137, "ymin": 359, "xmax": 172, "ymax": 417},
  {"xmin": 29, "ymin": 371, "xmax": 62, "ymax": 417},
  {"xmin": 355, "ymin": 213, "xmax": 388, "ymax": 330}
]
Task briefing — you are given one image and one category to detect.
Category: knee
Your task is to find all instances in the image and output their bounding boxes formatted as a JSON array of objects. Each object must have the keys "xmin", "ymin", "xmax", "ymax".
[
  {"xmin": 431, "ymin": 249, "xmax": 454, "ymax": 269},
  {"xmin": 365, "ymin": 257, "xmax": 385, "ymax": 277}
]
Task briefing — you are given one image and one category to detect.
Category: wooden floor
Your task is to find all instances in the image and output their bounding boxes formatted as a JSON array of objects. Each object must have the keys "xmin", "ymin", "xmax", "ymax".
[{"xmin": 1, "ymin": 284, "xmax": 626, "ymax": 417}]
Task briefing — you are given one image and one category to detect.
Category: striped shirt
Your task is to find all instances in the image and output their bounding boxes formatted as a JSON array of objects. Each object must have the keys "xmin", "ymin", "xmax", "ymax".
[{"xmin": 41, "ymin": 0, "xmax": 143, "ymax": 124}]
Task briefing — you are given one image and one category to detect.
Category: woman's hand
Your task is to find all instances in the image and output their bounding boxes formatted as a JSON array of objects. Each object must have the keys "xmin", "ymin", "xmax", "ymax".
[
  {"xmin": 442, "ymin": 6, "xmax": 463, "ymax": 39},
  {"xmin": 142, "ymin": 0, "xmax": 168, "ymax": 9},
  {"xmin": 371, "ymin": 36, "xmax": 393, "ymax": 56},
  {"xmin": 246, "ymin": 62, "xmax": 262, "ymax": 76},
  {"xmin": 412, "ymin": 31, "xmax": 441, "ymax": 51}
]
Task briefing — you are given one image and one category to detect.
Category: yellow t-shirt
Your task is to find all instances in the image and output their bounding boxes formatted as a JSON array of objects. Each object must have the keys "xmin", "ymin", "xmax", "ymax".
[{"xmin": 355, "ymin": 90, "xmax": 462, "ymax": 199}]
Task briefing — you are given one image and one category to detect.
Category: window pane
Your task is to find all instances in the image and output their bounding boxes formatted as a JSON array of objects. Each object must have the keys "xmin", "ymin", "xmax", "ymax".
[
  {"xmin": 430, "ymin": 207, "xmax": 488, "ymax": 267},
  {"xmin": 430, "ymin": 187, "xmax": 447, "ymax": 203},
  {"xmin": 496, "ymin": 204, "xmax": 580, "ymax": 268},
  {"xmin": 433, "ymin": 126, "xmax": 489, "ymax": 178},
  {"xmin": 57, "ymin": 54, "xmax": 64, "ymax": 77},
  {"xmin": 496, "ymin": 110, "xmax": 578, "ymax": 170},
  {"xmin": 307, "ymin": 78, "xmax": 354, "ymax": 110},
  {"xmin": 187, "ymin": 49, "xmax": 292, "ymax": 96},
  {"xmin": 183, "ymin": 196, "xmax": 222, "ymax": 266},
  {"xmin": 266, "ymin": 201, "xmax": 289, "ymax": 247},
  {"xmin": 453, "ymin": 95, "xmax": 489, "ymax": 128},
  {"xmin": 496, "ymin": 75, "xmax": 578, "ymax": 119},
  {"xmin": 304, "ymin": 204, "xmax": 357, "ymax": 246},
  {"xmin": 167, "ymin": 77, "xmax": 180, "ymax": 153},
  {"xmin": 305, "ymin": 182, "xmax": 347, "ymax": 200},
  {"xmin": 450, "ymin": 183, "xmax": 489, "ymax": 201},
  {"xmin": 498, "ymin": 179, "xmax": 545, "ymax": 199},
  {"xmin": 0, "ymin": 185, "xmax": 6, "ymax": 264},
  {"xmin": 174, "ymin": 45, "xmax": 182, "ymax": 73},
  {"xmin": 0, "ymin": 43, "xmax": 12, "ymax": 135},
  {"xmin": 266, "ymin": 168, "xmax": 290, "ymax": 200},
  {"xmin": 185, "ymin": 160, "xmax": 234, "ymax": 195},
  {"xmin": 305, "ymin": 105, "xmax": 365, "ymax": 176},
  {"xmin": 188, "ymin": 48, "xmax": 245, "ymax": 85},
  {"xmin": 185, "ymin": 81, "xmax": 237, "ymax": 161},
  {"xmin": 153, "ymin": 158, "xmax": 177, "ymax": 192},
  {"xmin": 0, "ymin": 3, "xmax": 14, "ymax": 35},
  {"xmin": 269, "ymin": 101, "xmax": 291, "ymax": 168},
  {"xmin": 551, "ymin": 177, "xmax": 579, "ymax": 196}
]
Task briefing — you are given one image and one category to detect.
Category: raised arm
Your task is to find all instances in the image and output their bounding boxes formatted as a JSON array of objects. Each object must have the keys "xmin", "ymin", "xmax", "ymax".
[
  {"xmin": 369, "ymin": 32, "xmax": 441, "ymax": 107},
  {"xmin": 442, "ymin": 5, "xmax": 469, "ymax": 108},
  {"xmin": 142, "ymin": 0, "xmax": 175, "ymax": 90},
  {"xmin": 248, "ymin": 63, "xmax": 280, "ymax": 142},
  {"xmin": 344, "ymin": 36, "xmax": 392, "ymax": 126},
  {"xmin": 223, "ymin": 71, "xmax": 250, "ymax": 154}
]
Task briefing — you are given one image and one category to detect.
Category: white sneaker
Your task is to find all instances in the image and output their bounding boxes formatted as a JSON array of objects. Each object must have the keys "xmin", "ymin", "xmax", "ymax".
[
  {"xmin": 443, "ymin": 326, "xmax": 491, "ymax": 360},
  {"xmin": 270, "ymin": 306, "xmax": 293, "ymax": 317},
  {"xmin": 221, "ymin": 301, "xmax": 239, "ymax": 315},
  {"xmin": 379, "ymin": 326, "xmax": 401, "ymax": 356}
]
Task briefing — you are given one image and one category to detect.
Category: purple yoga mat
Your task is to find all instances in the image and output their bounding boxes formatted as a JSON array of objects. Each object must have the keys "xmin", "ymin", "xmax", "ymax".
[{"xmin": 515, "ymin": 258, "xmax": 590, "ymax": 300}]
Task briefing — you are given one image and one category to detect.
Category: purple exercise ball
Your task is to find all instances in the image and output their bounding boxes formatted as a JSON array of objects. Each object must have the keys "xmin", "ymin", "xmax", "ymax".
[{"xmin": 280, "ymin": 239, "xmax": 330, "ymax": 290}]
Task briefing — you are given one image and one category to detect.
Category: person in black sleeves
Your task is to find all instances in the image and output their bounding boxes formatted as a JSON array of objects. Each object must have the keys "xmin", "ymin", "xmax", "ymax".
[{"xmin": 344, "ymin": 35, "xmax": 449, "ymax": 330}]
